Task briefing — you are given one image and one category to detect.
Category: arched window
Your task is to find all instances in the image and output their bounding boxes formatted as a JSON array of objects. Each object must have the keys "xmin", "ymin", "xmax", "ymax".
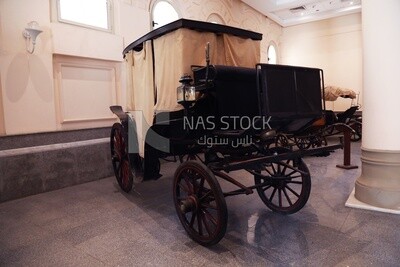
[
  {"xmin": 206, "ymin": 13, "xmax": 225, "ymax": 25},
  {"xmin": 151, "ymin": 0, "xmax": 179, "ymax": 29},
  {"xmin": 267, "ymin": 43, "xmax": 278, "ymax": 64}
]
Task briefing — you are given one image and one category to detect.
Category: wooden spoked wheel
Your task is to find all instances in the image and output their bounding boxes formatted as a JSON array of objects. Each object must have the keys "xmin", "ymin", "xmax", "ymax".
[
  {"xmin": 294, "ymin": 136, "xmax": 311, "ymax": 150},
  {"xmin": 275, "ymin": 133, "xmax": 290, "ymax": 149},
  {"xmin": 110, "ymin": 123, "xmax": 133, "ymax": 192},
  {"xmin": 254, "ymin": 147, "xmax": 311, "ymax": 214},
  {"xmin": 310, "ymin": 135, "xmax": 327, "ymax": 148},
  {"xmin": 173, "ymin": 161, "xmax": 227, "ymax": 246}
]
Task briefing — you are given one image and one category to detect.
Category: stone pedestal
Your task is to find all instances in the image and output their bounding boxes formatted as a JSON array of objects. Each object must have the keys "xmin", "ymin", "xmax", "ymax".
[{"xmin": 355, "ymin": 149, "xmax": 400, "ymax": 209}]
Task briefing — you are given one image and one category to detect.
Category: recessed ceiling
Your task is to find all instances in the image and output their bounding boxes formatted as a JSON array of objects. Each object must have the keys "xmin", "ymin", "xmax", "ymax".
[{"xmin": 241, "ymin": 0, "xmax": 362, "ymax": 27}]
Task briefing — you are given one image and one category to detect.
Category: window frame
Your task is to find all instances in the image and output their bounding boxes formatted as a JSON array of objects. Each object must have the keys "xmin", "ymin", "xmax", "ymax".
[
  {"xmin": 267, "ymin": 42, "xmax": 278, "ymax": 64},
  {"xmin": 55, "ymin": 0, "xmax": 113, "ymax": 33},
  {"xmin": 150, "ymin": 0, "xmax": 181, "ymax": 30}
]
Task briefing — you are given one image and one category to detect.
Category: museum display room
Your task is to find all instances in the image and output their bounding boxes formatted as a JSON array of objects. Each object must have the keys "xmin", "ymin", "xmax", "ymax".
[{"xmin": 0, "ymin": 0, "xmax": 399, "ymax": 265}]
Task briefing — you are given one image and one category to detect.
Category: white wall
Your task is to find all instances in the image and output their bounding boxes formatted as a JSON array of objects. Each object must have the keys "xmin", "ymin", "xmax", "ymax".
[
  {"xmin": 0, "ymin": 0, "xmax": 280, "ymax": 135},
  {"xmin": 0, "ymin": 0, "xmax": 57, "ymax": 134},
  {"xmin": 281, "ymin": 13, "xmax": 362, "ymax": 111},
  {"xmin": 0, "ymin": 0, "xmax": 150, "ymax": 135}
]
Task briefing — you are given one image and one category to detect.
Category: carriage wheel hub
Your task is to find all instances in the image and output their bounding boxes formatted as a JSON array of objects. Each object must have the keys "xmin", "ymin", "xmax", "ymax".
[{"xmin": 180, "ymin": 195, "xmax": 198, "ymax": 213}]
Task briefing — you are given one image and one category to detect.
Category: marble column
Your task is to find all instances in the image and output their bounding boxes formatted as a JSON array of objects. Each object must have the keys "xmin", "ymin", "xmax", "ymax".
[{"xmin": 354, "ymin": 0, "xmax": 400, "ymax": 209}]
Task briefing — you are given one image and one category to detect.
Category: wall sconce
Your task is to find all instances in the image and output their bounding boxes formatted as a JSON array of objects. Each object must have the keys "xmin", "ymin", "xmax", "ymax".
[{"xmin": 23, "ymin": 21, "xmax": 43, "ymax": 54}]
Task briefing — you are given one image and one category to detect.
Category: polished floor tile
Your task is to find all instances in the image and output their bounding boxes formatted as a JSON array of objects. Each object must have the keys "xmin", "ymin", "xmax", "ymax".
[{"xmin": 1, "ymin": 142, "xmax": 399, "ymax": 266}]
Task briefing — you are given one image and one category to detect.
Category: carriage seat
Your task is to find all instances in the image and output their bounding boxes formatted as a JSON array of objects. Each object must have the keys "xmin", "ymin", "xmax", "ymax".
[
  {"xmin": 336, "ymin": 106, "xmax": 358, "ymax": 123},
  {"xmin": 194, "ymin": 65, "xmax": 259, "ymax": 126}
]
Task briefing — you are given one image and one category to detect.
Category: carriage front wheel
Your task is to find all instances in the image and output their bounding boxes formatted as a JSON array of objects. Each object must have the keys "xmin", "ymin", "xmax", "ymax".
[
  {"xmin": 173, "ymin": 161, "xmax": 227, "ymax": 246},
  {"xmin": 110, "ymin": 123, "xmax": 133, "ymax": 192},
  {"xmin": 254, "ymin": 147, "xmax": 311, "ymax": 214}
]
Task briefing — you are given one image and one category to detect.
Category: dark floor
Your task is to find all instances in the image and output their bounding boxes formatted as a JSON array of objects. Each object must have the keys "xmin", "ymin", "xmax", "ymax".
[{"xmin": 1, "ymin": 142, "xmax": 399, "ymax": 266}]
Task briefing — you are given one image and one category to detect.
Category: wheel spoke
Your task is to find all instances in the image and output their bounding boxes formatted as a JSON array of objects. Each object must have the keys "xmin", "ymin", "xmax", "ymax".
[
  {"xmin": 189, "ymin": 212, "xmax": 196, "ymax": 227},
  {"xmin": 283, "ymin": 187, "xmax": 293, "ymax": 206},
  {"xmin": 282, "ymin": 159, "xmax": 291, "ymax": 174},
  {"xmin": 262, "ymin": 185, "xmax": 272, "ymax": 192},
  {"xmin": 116, "ymin": 162, "xmax": 121, "ymax": 173},
  {"xmin": 287, "ymin": 180, "xmax": 303, "ymax": 185},
  {"xmin": 118, "ymin": 162, "xmax": 123, "ymax": 179},
  {"xmin": 201, "ymin": 202, "xmax": 217, "ymax": 210},
  {"xmin": 197, "ymin": 211, "xmax": 203, "ymax": 236},
  {"xmin": 199, "ymin": 190, "xmax": 212, "ymax": 202},
  {"xmin": 197, "ymin": 176, "xmax": 205, "ymax": 196},
  {"xmin": 264, "ymin": 167, "xmax": 274, "ymax": 177},
  {"xmin": 201, "ymin": 210, "xmax": 212, "ymax": 236},
  {"xmin": 186, "ymin": 171, "xmax": 198, "ymax": 193},
  {"xmin": 288, "ymin": 175, "xmax": 303, "ymax": 179},
  {"xmin": 269, "ymin": 187, "xmax": 277, "ymax": 202},
  {"xmin": 178, "ymin": 181, "xmax": 190, "ymax": 194},
  {"xmin": 182, "ymin": 174, "xmax": 193, "ymax": 194},
  {"xmin": 286, "ymin": 170, "xmax": 297, "ymax": 177},
  {"xmin": 285, "ymin": 184, "xmax": 300, "ymax": 198},
  {"xmin": 203, "ymin": 208, "xmax": 218, "ymax": 226},
  {"xmin": 278, "ymin": 189, "xmax": 282, "ymax": 207},
  {"xmin": 271, "ymin": 163, "xmax": 278, "ymax": 174}
]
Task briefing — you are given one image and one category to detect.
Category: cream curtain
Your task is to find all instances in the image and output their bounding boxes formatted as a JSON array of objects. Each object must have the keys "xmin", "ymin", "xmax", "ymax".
[
  {"xmin": 126, "ymin": 41, "xmax": 155, "ymax": 127},
  {"xmin": 126, "ymin": 27, "xmax": 261, "ymax": 120},
  {"xmin": 126, "ymin": 41, "xmax": 155, "ymax": 156}
]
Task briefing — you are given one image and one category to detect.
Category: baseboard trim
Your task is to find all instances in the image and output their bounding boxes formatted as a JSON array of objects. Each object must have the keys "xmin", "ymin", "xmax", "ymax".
[{"xmin": 0, "ymin": 138, "xmax": 109, "ymax": 157}]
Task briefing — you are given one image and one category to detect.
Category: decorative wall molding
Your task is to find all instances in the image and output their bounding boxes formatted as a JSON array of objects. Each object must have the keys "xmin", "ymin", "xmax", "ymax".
[
  {"xmin": 145, "ymin": 0, "xmax": 282, "ymax": 63},
  {"xmin": 53, "ymin": 55, "xmax": 120, "ymax": 130}
]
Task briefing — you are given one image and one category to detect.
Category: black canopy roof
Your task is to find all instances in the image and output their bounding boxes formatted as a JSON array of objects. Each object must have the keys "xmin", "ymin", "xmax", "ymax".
[{"xmin": 123, "ymin": 18, "xmax": 263, "ymax": 56}]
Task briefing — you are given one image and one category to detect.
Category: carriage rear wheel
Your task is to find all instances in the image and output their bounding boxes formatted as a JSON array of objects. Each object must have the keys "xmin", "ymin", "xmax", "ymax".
[
  {"xmin": 110, "ymin": 123, "xmax": 133, "ymax": 192},
  {"xmin": 294, "ymin": 136, "xmax": 311, "ymax": 150},
  {"xmin": 254, "ymin": 147, "xmax": 311, "ymax": 214},
  {"xmin": 275, "ymin": 133, "xmax": 290, "ymax": 149},
  {"xmin": 173, "ymin": 161, "xmax": 227, "ymax": 246},
  {"xmin": 310, "ymin": 134, "xmax": 327, "ymax": 148}
]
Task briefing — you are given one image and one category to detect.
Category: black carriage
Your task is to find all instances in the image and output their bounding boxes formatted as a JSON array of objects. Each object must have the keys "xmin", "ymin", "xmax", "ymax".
[
  {"xmin": 272, "ymin": 84, "xmax": 362, "ymax": 150},
  {"xmin": 110, "ymin": 19, "xmax": 341, "ymax": 246},
  {"xmin": 324, "ymin": 86, "xmax": 362, "ymax": 142}
]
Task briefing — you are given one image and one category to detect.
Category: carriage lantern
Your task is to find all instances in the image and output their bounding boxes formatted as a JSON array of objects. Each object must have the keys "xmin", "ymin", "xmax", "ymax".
[{"xmin": 177, "ymin": 74, "xmax": 197, "ymax": 106}]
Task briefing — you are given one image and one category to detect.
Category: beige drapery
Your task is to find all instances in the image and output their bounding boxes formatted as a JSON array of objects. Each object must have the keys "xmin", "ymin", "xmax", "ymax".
[
  {"xmin": 126, "ymin": 41, "xmax": 155, "ymax": 127},
  {"xmin": 126, "ymin": 28, "xmax": 261, "ymax": 125}
]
